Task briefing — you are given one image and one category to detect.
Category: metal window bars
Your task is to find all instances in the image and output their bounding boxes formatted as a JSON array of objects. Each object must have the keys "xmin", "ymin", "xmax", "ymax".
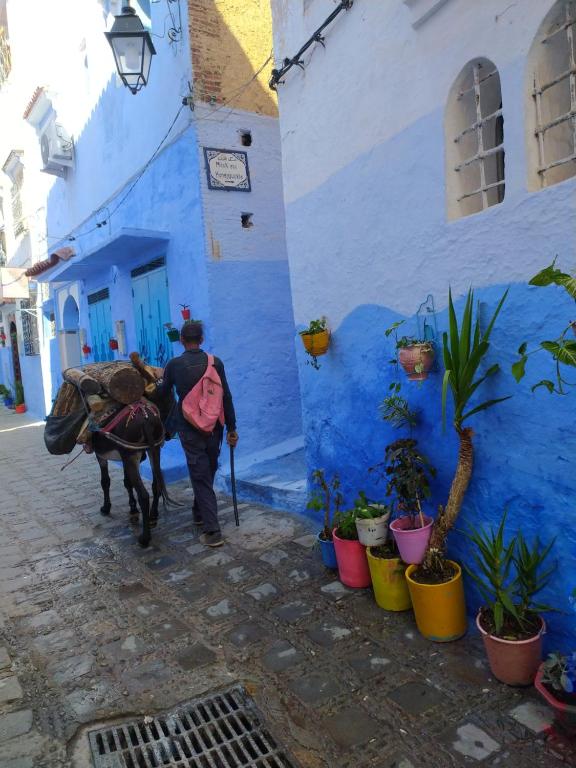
[
  {"xmin": 20, "ymin": 299, "xmax": 40, "ymax": 356},
  {"xmin": 533, "ymin": 3, "xmax": 576, "ymax": 185},
  {"xmin": 454, "ymin": 63, "xmax": 505, "ymax": 207},
  {"xmin": 0, "ymin": 27, "xmax": 11, "ymax": 88}
]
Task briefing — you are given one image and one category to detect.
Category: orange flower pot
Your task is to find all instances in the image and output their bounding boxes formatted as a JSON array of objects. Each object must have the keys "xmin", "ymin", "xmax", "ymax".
[
  {"xmin": 405, "ymin": 560, "xmax": 467, "ymax": 642},
  {"xmin": 300, "ymin": 329, "xmax": 330, "ymax": 357},
  {"xmin": 15, "ymin": 404, "xmax": 26, "ymax": 414}
]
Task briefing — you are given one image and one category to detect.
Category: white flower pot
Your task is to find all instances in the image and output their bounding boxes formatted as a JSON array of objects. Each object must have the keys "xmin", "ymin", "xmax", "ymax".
[{"xmin": 355, "ymin": 510, "xmax": 391, "ymax": 547}]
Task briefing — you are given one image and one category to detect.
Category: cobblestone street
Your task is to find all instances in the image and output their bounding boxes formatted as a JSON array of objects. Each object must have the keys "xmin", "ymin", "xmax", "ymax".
[{"xmin": 0, "ymin": 408, "xmax": 574, "ymax": 768}]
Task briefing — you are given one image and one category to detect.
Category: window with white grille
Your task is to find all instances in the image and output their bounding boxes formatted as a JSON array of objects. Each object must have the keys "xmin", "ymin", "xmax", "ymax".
[
  {"xmin": 20, "ymin": 299, "xmax": 40, "ymax": 356},
  {"xmin": 446, "ymin": 58, "xmax": 505, "ymax": 220},
  {"xmin": 528, "ymin": 1, "xmax": 576, "ymax": 190}
]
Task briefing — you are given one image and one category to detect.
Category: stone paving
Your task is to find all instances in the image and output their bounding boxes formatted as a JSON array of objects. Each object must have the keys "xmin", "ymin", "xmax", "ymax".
[{"xmin": 0, "ymin": 409, "xmax": 574, "ymax": 768}]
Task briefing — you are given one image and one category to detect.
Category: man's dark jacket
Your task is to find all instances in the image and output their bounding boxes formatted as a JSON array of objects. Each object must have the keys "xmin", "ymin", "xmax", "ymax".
[{"xmin": 157, "ymin": 349, "xmax": 236, "ymax": 437}]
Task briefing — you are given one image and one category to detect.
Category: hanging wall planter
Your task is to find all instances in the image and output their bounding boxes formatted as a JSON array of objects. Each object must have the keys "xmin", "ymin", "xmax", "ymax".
[
  {"xmin": 299, "ymin": 317, "xmax": 330, "ymax": 370},
  {"xmin": 398, "ymin": 341, "xmax": 435, "ymax": 381},
  {"xmin": 167, "ymin": 328, "xmax": 180, "ymax": 342},
  {"xmin": 109, "ymin": 338, "xmax": 119, "ymax": 351},
  {"xmin": 82, "ymin": 344, "xmax": 91, "ymax": 356},
  {"xmin": 180, "ymin": 304, "xmax": 191, "ymax": 321}
]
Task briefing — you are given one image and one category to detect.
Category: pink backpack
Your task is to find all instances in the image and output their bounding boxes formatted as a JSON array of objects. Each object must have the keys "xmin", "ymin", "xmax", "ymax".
[{"xmin": 182, "ymin": 355, "xmax": 225, "ymax": 434}]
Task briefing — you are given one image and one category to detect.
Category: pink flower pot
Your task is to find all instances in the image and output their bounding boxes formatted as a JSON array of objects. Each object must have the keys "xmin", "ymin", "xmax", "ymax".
[
  {"xmin": 332, "ymin": 528, "xmax": 371, "ymax": 588},
  {"xmin": 398, "ymin": 345, "xmax": 435, "ymax": 381},
  {"xmin": 390, "ymin": 516, "xmax": 433, "ymax": 564},
  {"xmin": 476, "ymin": 613, "xmax": 545, "ymax": 686}
]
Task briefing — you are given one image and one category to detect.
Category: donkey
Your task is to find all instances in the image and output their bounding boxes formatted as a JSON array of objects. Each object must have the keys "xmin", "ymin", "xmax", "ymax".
[{"xmin": 93, "ymin": 393, "xmax": 175, "ymax": 548}]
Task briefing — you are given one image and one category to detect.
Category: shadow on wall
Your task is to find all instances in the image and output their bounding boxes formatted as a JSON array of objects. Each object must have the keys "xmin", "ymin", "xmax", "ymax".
[
  {"xmin": 188, "ymin": 0, "xmax": 277, "ymax": 116},
  {"xmin": 297, "ymin": 284, "xmax": 576, "ymax": 651}
]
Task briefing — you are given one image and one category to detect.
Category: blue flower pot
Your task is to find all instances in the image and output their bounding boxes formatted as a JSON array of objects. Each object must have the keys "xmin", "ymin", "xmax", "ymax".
[
  {"xmin": 4, "ymin": 396, "xmax": 13, "ymax": 408},
  {"xmin": 318, "ymin": 532, "xmax": 338, "ymax": 569}
]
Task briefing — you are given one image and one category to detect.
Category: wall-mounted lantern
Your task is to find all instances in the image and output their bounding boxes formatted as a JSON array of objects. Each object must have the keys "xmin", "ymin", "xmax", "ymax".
[{"xmin": 105, "ymin": 2, "xmax": 156, "ymax": 95}]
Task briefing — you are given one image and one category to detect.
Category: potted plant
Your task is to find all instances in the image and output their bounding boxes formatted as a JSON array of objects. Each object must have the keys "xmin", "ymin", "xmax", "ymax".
[
  {"xmin": 109, "ymin": 338, "xmax": 119, "ymax": 351},
  {"xmin": 299, "ymin": 316, "xmax": 330, "ymax": 370},
  {"xmin": 307, "ymin": 469, "xmax": 342, "ymax": 569},
  {"xmin": 180, "ymin": 304, "xmax": 191, "ymax": 321},
  {"xmin": 0, "ymin": 331, "xmax": 6, "ymax": 347},
  {"xmin": 465, "ymin": 511, "xmax": 554, "ymax": 686},
  {"xmin": 333, "ymin": 509, "xmax": 371, "ymax": 588},
  {"xmin": 14, "ymin": 381, "xmax": 26, "ymax": 414},
  {"xmin": 3, "ymin": 387, "xmax": 14, "ymax": 408},
  {"xmin": 377, "ymin": 438, "xmax": 436, "ymax": 564},
  {"xmin": 406, "ymin": 288, "xmax": 510, "ymax": 642},
  {"xmin": 82, "ymin": 344, "xmax": 91, "ymax": 356},
  {"xmin": 366, "ymin": 540, "xmax": 412, "ymax": 612},
  {"xmin": 353, "ymin": 492, "xmax": 391, "ymax": 547},
  {"xmin": 396, "ymin": 336, "xmax": 435, "ymax": 381},
  {"xmin": 165, "ymin": 323, "xmax": 180, "ymax": 342},
  {"xmin": 536, "ymin": 651, "xmax": 576, "ymax": 731}
]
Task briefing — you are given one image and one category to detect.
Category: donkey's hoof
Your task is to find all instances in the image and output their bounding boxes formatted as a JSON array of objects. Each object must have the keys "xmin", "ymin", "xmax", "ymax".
[
  {"xmin": 138, "ymin": 535, "xmax": 151, "ymax": 548},
  {"xmin": 100, "ymin": 506, "xmax": 111, "ymax": 516}
]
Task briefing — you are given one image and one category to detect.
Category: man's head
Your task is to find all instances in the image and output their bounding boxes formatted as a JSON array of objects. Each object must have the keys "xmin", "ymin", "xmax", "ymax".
[{"xmin": 180, "ymin": 321, "xmax": 204, "ymax": 349}]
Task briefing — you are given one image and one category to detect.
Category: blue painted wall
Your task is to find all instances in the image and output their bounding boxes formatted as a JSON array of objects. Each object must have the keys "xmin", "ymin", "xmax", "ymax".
[{"xmin": 277, "ymin": 42, "xmax": 576, "ymax": 649}]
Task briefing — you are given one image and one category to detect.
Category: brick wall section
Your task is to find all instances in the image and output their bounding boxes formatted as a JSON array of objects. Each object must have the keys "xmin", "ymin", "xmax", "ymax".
[{"xmin": 188, "ymin": 0, "xmax": 277, "ymax": 117}]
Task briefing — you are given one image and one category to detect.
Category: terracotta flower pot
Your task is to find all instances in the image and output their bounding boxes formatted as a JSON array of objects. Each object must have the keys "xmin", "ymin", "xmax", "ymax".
[
  {"xmin": 476, "ymin": 613, "xmax": 544, "ymax": 686},
  {"xmin": 181, "ymin": 308, "xmax": 191, "ymax": 321},
  {"xmin": 15, "ymin": 404, "xmax": 26, "ymax": 414},
  {"xmin": 109, "ymin": 339, "xmax": 119, "ymax": 350},
  {"xmin": 398, "ymin": 344, "xmax": 435, "ymax": 381},
  {"xmin": 332, "ymin": 528, "xmax": 371, "ymax": 588},
  {"xmin": 535, "ymin": 664, "xmax": 576, "ymax": 731},
  {"xmin": 300, "ymin": 329, "xmax": 330, "ymax": 357}
]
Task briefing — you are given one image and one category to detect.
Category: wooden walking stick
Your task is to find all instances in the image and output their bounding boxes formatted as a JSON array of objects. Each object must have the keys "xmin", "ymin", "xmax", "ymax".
[{"xmin": 230, "ymin": 444, "xmax": 240, "ymax": 527}]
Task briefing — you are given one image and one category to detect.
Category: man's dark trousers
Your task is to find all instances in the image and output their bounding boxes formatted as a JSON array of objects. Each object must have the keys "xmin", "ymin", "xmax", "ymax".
[{"xmin": 179, "ymin": 428, "xmax": 222, "ymax": 535}]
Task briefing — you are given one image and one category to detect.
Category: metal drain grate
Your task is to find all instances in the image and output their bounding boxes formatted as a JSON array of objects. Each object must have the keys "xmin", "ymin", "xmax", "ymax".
[{"xmin": 88, "ymin": 685, "xmax": 298, "ymax": 768}]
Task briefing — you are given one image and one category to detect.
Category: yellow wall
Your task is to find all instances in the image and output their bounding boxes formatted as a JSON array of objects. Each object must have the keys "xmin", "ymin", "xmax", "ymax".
[{"xmin": 188, "ymin": 0, "xmax": 277, "ymax": 117}]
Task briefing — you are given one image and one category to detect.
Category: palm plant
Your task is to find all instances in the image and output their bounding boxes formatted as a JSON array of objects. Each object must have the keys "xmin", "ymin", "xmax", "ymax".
[{"xmin": 422, "ymin": 288, "xmax": 510, "ymax": 571}]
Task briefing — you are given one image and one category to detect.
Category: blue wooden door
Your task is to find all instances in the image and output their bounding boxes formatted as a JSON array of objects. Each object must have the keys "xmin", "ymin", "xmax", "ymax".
[
  {"xmin": 88, "ymin": 289, "xmax": 114, "ymax": 363},
  {"xmin": 132, "ymin": 267, "xmax": 171, "ymax": 367}
]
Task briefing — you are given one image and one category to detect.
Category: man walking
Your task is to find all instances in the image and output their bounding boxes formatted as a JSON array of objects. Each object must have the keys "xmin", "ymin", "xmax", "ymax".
[{"xmin": 158, "ymin": 321, "xmax": 238, "ymax": 547}]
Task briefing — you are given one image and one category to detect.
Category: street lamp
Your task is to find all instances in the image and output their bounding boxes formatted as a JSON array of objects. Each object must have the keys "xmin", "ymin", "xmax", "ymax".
[{"xmin": 105, "ymin": 2, "xmax": 156, "ymax": 95}]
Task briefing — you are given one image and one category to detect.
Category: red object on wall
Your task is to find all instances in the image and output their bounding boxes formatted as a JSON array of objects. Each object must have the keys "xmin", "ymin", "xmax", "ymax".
[
  {"xmin": 181, "ymin": 308, "xmax": 191, "ymax": 321},
  {"xmin": 109, "ymin": 338, "xmax": 119, "ymax": 350},
  {"xmin": 82, "ymin": 344, "xmax": 91, "ymax": 355}
]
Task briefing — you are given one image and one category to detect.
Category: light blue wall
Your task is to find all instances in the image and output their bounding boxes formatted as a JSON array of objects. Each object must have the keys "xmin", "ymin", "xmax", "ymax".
[{"xmin": 282, "ymin": 77, "xmax": 576, "ymax": 650}]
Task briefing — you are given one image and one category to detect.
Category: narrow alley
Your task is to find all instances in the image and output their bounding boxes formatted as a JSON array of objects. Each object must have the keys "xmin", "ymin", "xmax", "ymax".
[{"xmin": 0, "ymin": 408, "xmax": 573, "ymax": 768}]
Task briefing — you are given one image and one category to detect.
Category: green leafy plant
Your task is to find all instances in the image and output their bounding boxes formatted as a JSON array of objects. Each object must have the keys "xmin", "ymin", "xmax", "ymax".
[
  {"xmin": 307, "ymin": 470, "xmax": 343, "ymax": 541},
  {"xmin": 371, "ymin": 438, "xmax": 435, "ymax": 530},
  {"xmin": 422, "ymin": 287, "xmax": 510, "ymax": 573},
  {"xmin": 0, "ymin": 384, "xmax": 10, "ymax": 397},
  {"xmin": 513, "ymin": 259, "xmax": 576, "ymax": 394},
  {"xmin": 353, "ymin": 491, "xmax": 390, "ymax": 520},
  {"xmin": 464, "ymin": 510, "xmax": 555, "ymax": 639},
  {"xmin": 379, "ymin": 383, "xmax": 418, "ymax": 430},
  {"xmin": 14, "ymin": 381, "xmax": 24, "ymax": 406},
  {"xmin": 334, "ymin": 508, "xmax": 359, "ymax": 540},
  {"xmin": 541, "ymin": 652, "xmax": 576, "ymax": 697},
  {"xmin": 396, "ymin": 336, "xmax": 433, "ymax": 351},
  {"xmin": 300, "ymin": 316, "xmax": 328, "ymax": 336}
]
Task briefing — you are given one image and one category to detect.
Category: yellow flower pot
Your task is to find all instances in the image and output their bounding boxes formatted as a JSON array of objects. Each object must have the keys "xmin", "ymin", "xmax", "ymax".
[
  {"xmin": 405, "ymin": 560, "xmax": 467, "ymax": 642},
  {"xmin": 300, "ymin": 329, "xmax": 330, "ymax": 356},
  {"xmin": 367, "ymin": 548, "xmax": 411, "ymax": 611}
]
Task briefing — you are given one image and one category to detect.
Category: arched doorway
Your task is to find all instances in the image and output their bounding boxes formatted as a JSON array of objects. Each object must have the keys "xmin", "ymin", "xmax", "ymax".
[
  {"xmin": 59, "ymin": 295, "xmax": 81, "ymax": 370},
  {"xmin": 9, "ymin": 321, "xmax": 22, "ymax": 386}
]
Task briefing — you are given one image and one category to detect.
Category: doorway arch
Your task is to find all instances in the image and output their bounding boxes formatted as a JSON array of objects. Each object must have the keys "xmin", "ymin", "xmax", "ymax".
[
  {"xmin": 9, "ymin": 321, "xmax": 22, "ymax": 386},
  {"xmin": 59, "ymin": 295, "xmax": 81, "ymax": 370}
]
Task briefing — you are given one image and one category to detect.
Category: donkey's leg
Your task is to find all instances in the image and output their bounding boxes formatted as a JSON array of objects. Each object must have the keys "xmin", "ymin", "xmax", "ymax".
[
  {"xmin": 148, "ymin": 447, "xmax": 162, "ymax": 528},
  {"xmin": 123, "ymin": 470, "xmax": 139, "ymax": 521},
  {"xmin": 97, "ymin": 456, "xmax": 112, "ymax": 516},
  {"xmin": 123, "ymin": 453, "xmax": 151, "ymax": 548}
]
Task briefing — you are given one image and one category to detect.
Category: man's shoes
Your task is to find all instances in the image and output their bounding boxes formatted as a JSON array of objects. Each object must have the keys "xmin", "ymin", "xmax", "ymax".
[
  {"xmin": 199, "ymin": 532, "xmax": 224, "ymax": 548},
  {"xmin": 192, "ymin": 508, "xmax": 203, "ymax": 527}
]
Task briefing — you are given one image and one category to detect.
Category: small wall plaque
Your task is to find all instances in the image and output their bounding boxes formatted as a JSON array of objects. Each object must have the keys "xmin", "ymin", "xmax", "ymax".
[{"xmin": 204, "ymin": 148, "xmax": 251, "ymax": 192}]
